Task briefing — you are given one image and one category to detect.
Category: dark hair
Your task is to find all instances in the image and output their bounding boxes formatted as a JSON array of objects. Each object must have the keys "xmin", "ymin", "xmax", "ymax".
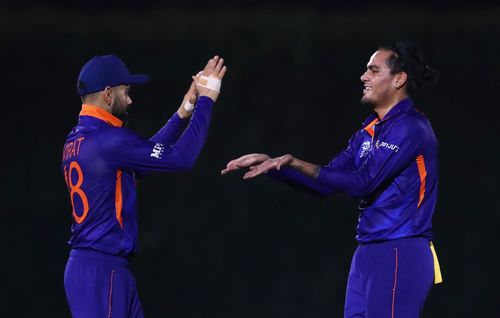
[{"xmin": 379, "ymin": 41, "xmax": 437, "ymax": 93}]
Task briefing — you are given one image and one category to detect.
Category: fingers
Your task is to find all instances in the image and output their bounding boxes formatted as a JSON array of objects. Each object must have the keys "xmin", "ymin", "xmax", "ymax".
[
  {"xmin": 206, "ymin": 56, "xmax": 217, "ymax": 69},
  {"xmin": 243, "ymin": 171, "xmax": 262, "ymax": 179},
  {"xmin": 229, "ymin": 154, "xmax": 257, "ymax": 166},
  {"xmin": 213, "ymin": 57, "xmax": 226, "ymax": 79},
  {"xmin": 221, "ymin": 154, "xmax": 272, "ymax": 176},
  {"xmin": 221, "ymin": 165, "xmax": 239, "ymax": 175},
  {"xmin": 201, "ymin": 55, "xmax": 227, "ymax": 78},
  {"xmin": 214, "ymin": 57, "xmax": 224, "ymax": 73},
  {"xmin": 220, "ymin": 157, "xmax": 243, "ymax": 175},
  {"xmin": 242, "ymin": 160, "xmax": 279, "ymax": 179},
  {"xmin": 220, "ymin": 154, "xmax": 257, "ymax": 175},
  {"xmin": 203, "ymin": 56, "xmax": 218, "ymax": 73},
  {"xmin": 220, "ymin": 161, "xmax": 246, "ymax": 175},
  {"xmin": 218, "ymin": 65, "xmax": 227, "ymax": 79},
  {"xmin": 243, "ymin": 164, "xmax": 272, "ymax": 179},
  {"xmin": 211, "ymin": 55, "xmax": 220, "ymax": 67},
  {"xmin": 186, "ymin": 80, "xmax": 197, "ymax": 99},
  {"xmin": 188, "ymin": 80, "xmax": 196, "ymax": 92}
]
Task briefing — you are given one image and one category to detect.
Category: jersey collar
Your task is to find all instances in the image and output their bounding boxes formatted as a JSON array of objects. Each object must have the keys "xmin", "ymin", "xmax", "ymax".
[
  {"xmin": 361, "ymin": 97, "xmax": 414, "ymax": 136},
  {"xmin": 380, "ymin": 97, "xmax": 414, "ymax": 122},
  {"xmin": 79, "ymin": 104, "xmax": 123, "ymax": 127}
]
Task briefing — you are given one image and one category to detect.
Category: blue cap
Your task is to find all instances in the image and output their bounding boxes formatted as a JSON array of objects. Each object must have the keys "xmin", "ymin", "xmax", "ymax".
[{"xmin": 77, "ymin": 55, "xmax": 149, "ymax": 96}]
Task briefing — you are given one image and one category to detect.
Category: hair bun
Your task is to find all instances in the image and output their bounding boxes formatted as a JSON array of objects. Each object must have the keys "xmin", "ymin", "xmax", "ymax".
[{"xmin": 422, "ymin": 65, "xmax": 438, "ymax": 83}]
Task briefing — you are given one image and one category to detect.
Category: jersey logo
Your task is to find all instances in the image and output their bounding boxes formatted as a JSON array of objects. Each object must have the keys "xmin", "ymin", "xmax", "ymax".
[
  {"xmin": 375, "ymin": 140, "xmax": 400, "ymax": 152},
  {"xmin": 150, "ymin": 143, "xmax": 165, "ymax": 159},
  {"xmin": 359, "ymin": 140, "xmax": 372, "ymax": 158}
]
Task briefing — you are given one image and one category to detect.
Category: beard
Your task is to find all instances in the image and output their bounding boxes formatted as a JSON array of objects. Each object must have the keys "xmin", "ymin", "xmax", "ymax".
[
  {"xmin": 360, "ymin": 94, "xmax": 376, "ymax": 109},
  {"xmin": 110, "ymin": 101, "xmax": 130, "ymax": 127},
  {"xmin": 110, "ymin": 101, "xmax": 129, "ymax": 121}
]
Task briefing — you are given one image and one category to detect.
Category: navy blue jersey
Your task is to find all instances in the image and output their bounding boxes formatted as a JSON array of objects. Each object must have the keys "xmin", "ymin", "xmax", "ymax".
[
  {"xmin": 269, "ymin": 98, "xmax": 438, "ymax": 243},
  {"xmin": 61, "ymin": 97, "xmax": 213, "ymax": 257}
]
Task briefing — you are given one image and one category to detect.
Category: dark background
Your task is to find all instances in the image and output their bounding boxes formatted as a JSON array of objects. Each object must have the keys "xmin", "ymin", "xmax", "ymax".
[{"xmin": 1, "ymin": 1, "xmax": 499, "ymax": 317}]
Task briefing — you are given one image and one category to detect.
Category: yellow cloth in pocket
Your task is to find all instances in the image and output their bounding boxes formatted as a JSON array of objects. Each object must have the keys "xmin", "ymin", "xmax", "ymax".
[{"xmin": 430, "ymin": 241, "xmax": 443, "ymax": 284}]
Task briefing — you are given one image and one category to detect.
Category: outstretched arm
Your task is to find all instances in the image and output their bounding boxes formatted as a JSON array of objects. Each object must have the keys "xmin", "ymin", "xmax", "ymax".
[
  {"xmin": 221, "ymin": 153, "xmax": 271, "ymax": 175},
  {"xmin": 221, "ymin": 153, "xmax": 334, "ymax": 196},
  {"xmin": 239, "ymin": 119, "xmax": 426, "ymax": 198},
  {"xmin": 241, "ymin": 154, "xmax": 321, "ymax": 179}
]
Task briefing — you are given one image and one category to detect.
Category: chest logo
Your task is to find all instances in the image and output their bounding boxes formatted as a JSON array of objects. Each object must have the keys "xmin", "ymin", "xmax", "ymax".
[
  {"xmin": 375, "ymin": 140, "xmax": 400, "ymax": 152},
  {"xmin": 359, "ymin": 140, "xmax": 372, "ymax": 158}
]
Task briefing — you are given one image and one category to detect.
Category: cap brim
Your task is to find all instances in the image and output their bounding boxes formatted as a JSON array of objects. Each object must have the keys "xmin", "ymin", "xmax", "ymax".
[{"xmin": 130, "ymin": 74, "xmax": 150, "ymax": 84}]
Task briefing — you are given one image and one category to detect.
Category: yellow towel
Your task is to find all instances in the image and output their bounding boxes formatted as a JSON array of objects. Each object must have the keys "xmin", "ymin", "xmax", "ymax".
[{"xmin": 430, "ymin": 242, "xmax": 443, "ymax": 284}]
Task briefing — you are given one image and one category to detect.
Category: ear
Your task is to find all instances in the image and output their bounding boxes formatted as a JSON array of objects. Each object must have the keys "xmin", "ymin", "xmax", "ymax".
[
  {"xmin": 394, "ymin": 72, "xmax": 408, "ymax": 89},
  {"xmin": 103, "ymin": 86, "xmax": 113, "ymax": 105}
]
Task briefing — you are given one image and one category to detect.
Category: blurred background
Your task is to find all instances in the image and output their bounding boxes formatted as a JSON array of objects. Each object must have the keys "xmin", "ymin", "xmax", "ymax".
[{"xmin": 1, "ymin": 0, "xmax": 499, "ymax": 317}]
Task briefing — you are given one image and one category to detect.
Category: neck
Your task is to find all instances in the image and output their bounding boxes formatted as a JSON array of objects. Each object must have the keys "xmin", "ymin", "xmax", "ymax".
[
  {"xmin": 80, "ymin": 104, "xmax": 123, "ymax": 127},
  {"xmin": 82, "ymin": 99, "xmax": 111, "ymax": 113},
  {"xmin": 373, "ymin": 93, "xmax": 408, "ymax": 120}
]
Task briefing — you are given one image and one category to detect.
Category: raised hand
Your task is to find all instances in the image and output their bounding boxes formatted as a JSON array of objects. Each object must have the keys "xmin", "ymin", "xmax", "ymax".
[
  {"xmin": 177, "ymin": 81, "xmax": 197, "ymax": 119},
  {"xmin": 199, "ymin": 55, "xmax": 226, "ymax": 79},
  {"xmin": 193, "ymin": 55, "xmax": 227, "ymax": 101},
  {"xmin": 221, "ymin": 153, "xmax": 271, "ymax": 175},
  {"xmin": 185, "ymin": 81, "xmax": 197, "ymax": 104}
]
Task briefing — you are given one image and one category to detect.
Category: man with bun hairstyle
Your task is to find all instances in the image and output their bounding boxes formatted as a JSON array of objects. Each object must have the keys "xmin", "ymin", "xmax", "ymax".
[
  {"xmin": 62, "ymin": 55, "xmax": 226, "ymax": 317},
  {"xmin": 221, "ymin": 42, "xmax": 441, "ymax": 317}
]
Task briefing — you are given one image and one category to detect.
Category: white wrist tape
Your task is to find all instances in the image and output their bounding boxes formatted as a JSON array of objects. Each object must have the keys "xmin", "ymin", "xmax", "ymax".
[
  {"xmin": 197, "ymin": 75, "xmax": 221, "ymax": 92},
  {"xmin": 183, "ymin": 100, "xmax": 195, "ymax": 112}
]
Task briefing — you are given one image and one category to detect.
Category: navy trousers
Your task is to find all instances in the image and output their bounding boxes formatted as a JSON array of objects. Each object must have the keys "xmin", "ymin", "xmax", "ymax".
[
  {"xmin": 64, "ymin": 249, "xmax": 144, "ymax": 318},
  {"xmin": 344, "ymin": 237, "xmax": 435, "ymax": 318}
]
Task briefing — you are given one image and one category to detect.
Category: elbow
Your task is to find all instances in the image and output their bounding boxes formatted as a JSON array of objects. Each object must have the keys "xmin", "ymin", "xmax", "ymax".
[
  {"xmin": 176, "ymin": 162, "xmax": 194, "ymax": 172},
  {"xmin": 344, "ymin": 183, "xmax": 370, "ymax": 198},
  {"xmin": 168, "ymin": 146, "xmax": 198, "ymax": 171},
  {"xmin": 320, "ymin": 168, "xmax": 373, "ymax": 197},
  {"xmin": 177, "ymin": 156, "xmax": 197, "ymax": 171}
]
